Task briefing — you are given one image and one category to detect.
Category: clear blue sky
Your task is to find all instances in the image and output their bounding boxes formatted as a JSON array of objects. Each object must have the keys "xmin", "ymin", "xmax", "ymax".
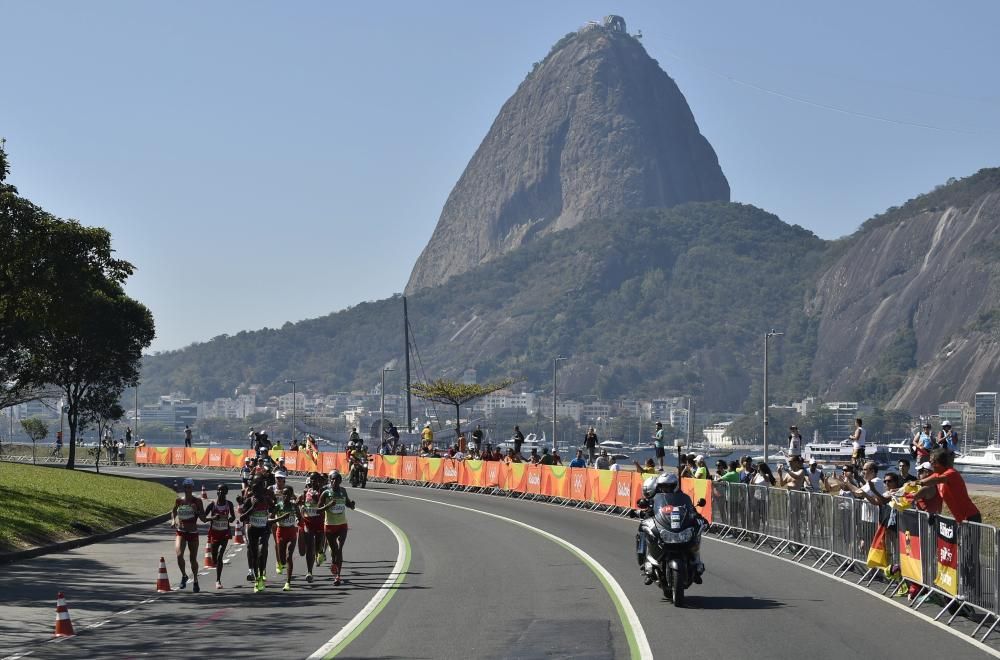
[{"xmin": 3, "ymin": 1, "xmax": 997, "ymax": 352}]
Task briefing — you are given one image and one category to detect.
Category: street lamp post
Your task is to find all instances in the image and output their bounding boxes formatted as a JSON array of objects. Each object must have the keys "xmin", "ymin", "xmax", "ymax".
[
  {"xmin": 284, "ymin": 379, "xmax": 296, "ymax": 447},
  {"xmin": 552, "ymin": 356, "xmax": 567, "ymax": 449},
  {"xmin": 763, "ymin": 329, "xmax": 783, "ymax": 464},
  {"xmin": 381, "ymin": 368, "xmax": 394, "ymax": 453}
]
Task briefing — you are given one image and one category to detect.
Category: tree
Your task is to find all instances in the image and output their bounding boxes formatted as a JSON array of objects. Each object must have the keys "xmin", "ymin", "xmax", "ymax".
[
  {"xmin": 33, "ymin": 289, "xmax": 155, "ymax": 469},
  {"xmin": 410, "ymin": 378, "xmax": 514, "ymax": 439},
  {"xmin": 20, "ymin": 417, "xmax": 49, "ymax": 463}
]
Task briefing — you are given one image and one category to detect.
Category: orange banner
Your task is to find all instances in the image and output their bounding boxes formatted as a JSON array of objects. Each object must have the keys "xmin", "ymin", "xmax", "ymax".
[
  {"xmin": 283, "ymin": 451, "xmax": 299, "ymax": 472},
  {"xmin": 484, "ymin": 461, "xmax": 503, "ymax": 487},
  {"xmin": 441, "ymin": 458, "xmax": 460, "ymax": 484},
  {"xmin": 588, "ymin": 470, "xmax": 617, "ymax": 505},
  {"xmin": 421, "ymin": 457, "xmax": 443, "ymax": 484},
  {"xmin": 506, "ymin": 463, "xmax": 527, "ymax": 492},
  {"xmin": 135, "ymin": 447, "xmax": 148, "ymax": 464},
  {"xmin": 170, "ymin": 447, "xmax": 185, "ymax": 465},
  {"xmin": 680, "ymin": 477, "xmax": 713, "ymax": 524},
  {"xmin": 185, "ymin": 448, "xmax": 209, "ymax": 467},
  {"xmin": 321, "ymin": 452, "xmax": 338, "ymax": 474},
  {"xmin": 526, "ymin": 465, "xmax": 543, "ymax": 495},
  {"xmin": 401, "ymin": 456, "xmax": 418, "ymax": 481},
  {"xmin": 569, "ymin": 468, "xmax": 588, "ymax": 501},
  {"xmin": 463, "ymin": 460, "xmax": 486, "ymax": 488},
  {"xmin": 542, "ymin": 466, "xmax": 570, "ymax": 498},
  {"xmin": 208, "ymin": 448, "xmax": 223, "ymax": 468},
  {"xmin": 614, "ymin": 471, "xmax": 635, "ymax": 508}
]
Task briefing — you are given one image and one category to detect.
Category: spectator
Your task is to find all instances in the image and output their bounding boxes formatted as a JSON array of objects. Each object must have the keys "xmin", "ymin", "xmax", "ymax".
[
  {"xmin": 911, "ymin": 423, "xmax": 933, "ymax": 465},
  {"xmin": 551, "ymin": 447, "xmax": 562, "ymax": 466},
  {"xmin": 539, "ymin": 448, "xmax": 555, "ymax": 466},
  {"xmin": 679, "ymin": 454, "xmax": 696, "ymax": 479},
  {"xmin": 897, "ymin": 458, "xmax": 917, "ymax": 483},
  {"xmin": 471, "ymin": 425, "xmax": 484, "ymax": 450},
  {"xmin": 125, "ymin": 426, "xmax": 132, "ymax": 446},
  {"xmin": 837, "ymin": 461, "xmax": 888, "ymax": 506},
  {"xmin": 849, "ymin": 418, "xmax": 866, "ymax": 465},
  {"xmin": 719, "ymin": 461, "xmax": 741, "ymax": 483},
  {"xmin": 594, "ymin": 449, "xmax": 610, "ymax": 470},
  {"xmin": 273, "ymin": 439, "xmax": 283, "ymax": 451},
  {"xmin": 912, "ymin": 462, "xmax": 942, "ymax": 514},
  {"xmin": 452, "ymin": 444, "xmax": 466, "ymax": 461},
  {"xmin": 738, "ymin": 456, "xmax": 756, "ymax": 484},
  {"xmin": 184, "ymin": 424, "xmax": 193, "ymax": 448},
  {"xmin": 569, "ymin": 450, "xmax": 587, "ymax": 468},
  {"xmin": 777, "ymin": 456, "xmax": 808, "ymax": 490},
  {"xmin": 634, "ymin": 458, "xmax": 657, "ymax": 475},
  {"xmin": 528, "ymin": 447, "xmax": 540, "ymax": 464},
  {"xmin": 491, "ymin": 447, "xmax": 503, "ymax": 461},
  {"xmin": 609, "ymin": 456, "xmax": 620, "ymax": 472},
  {"xmin": 652, "ymin": 421, "xmax": 666, "ymax": 471},
  {"xmin": 917, "ymin": 448, "xmax": 981, "ymax": 523},
  {"xmin": 937, "ymin": 421, "xmax": 958, "ymax": 455},
  {"xmin": 503, "ymin": 449, "xmax": 521, "ymax": 465},
  {"xmin": 713, "ymin": 460, "xmax": 728, "ymax": 480},
  {"xmin": 421, "ymin": 423, "xmax": 433, "ymax": 452},
  {"xmin": 788, "ymin": 425, "xmax": 803, "ymax": 457},
  {"xmin": 805, "ymin": 459, "xmax": 825, "ymax": 491},
  {"xmin": 584, "ymin": 427, "xmax": 598, "ymax": 465},
  {"xmin": 693, "ymin": 455, "xmax": 709, "ymax": 479},
  {"xmin": 512, "ymin": 425, "xmax": 525, "ymax": 456},
  {"xmin": 117, "ymin": 438, "xmax": 126, "ymax": 466},
  {"xmin": 752, "ymin": 462, "xmax": 776, "ymax": 487}
]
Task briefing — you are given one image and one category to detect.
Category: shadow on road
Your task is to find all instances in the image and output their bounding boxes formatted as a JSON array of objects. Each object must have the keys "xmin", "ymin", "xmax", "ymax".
[{"xmin": 675, "ymin": 595, "xmax": 784, "ymax": 610}]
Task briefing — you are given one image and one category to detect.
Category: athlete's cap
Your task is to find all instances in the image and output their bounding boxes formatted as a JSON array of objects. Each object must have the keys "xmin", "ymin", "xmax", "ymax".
[
  {"xmin": 695, "ymin": 455, "xmax": 704, "ymax": 462},
  {"xmin": 942, "ymin": 420, "xmax": 952, "ymax": 427},
  {"xmin": 182, "ymin": 478, "xmax": 194, "ymax": 487},
  {"xmin": 275, "ymin": 471, "xmax": 287, "ymax": 479},
  {"xmin": 917, "ymin": 461, "xmax": 933, "ymax": 472}
]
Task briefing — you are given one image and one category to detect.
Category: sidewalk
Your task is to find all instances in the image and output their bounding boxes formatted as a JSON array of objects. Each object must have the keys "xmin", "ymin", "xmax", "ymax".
[{"xmin": 0, "ymin": 520, "xmax": 213, "ymax": 657}]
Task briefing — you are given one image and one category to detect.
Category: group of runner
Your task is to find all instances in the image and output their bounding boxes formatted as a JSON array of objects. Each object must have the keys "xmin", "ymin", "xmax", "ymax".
[{"xmin": 170, "ymin": 467, "xmax": 356, "ymax": 593}]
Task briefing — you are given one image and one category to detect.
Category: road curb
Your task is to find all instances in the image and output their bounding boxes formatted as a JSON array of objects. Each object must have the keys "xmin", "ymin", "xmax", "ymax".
[{"xmin": 0, "ymin": 512, "xmax": 172, "ymax": 566}]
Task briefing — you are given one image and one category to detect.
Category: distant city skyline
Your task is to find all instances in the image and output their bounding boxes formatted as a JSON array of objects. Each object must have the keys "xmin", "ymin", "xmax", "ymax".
[{"xmin": 2, "ymin": 1, "xmax": 998, "ymax": 352}]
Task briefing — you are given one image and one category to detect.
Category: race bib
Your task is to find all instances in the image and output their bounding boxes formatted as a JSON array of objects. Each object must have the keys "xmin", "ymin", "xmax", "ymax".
[
  {"xmin": 303, "ymin": 505, "xmax": 319, "ymax": 517},
  {"xmin": 330, "ymin": 502, "xmax": 346, "ymax": 514},
  {"xmin": 177, "ymin": 504, "xmax": 195, "ymax": 521},
  {"xmin": 249, "ymin": 511, "xmax": 269, "ymax": 527},
  {"xmin": 211, "ymin": 518, "xmax": 230, "ymax": 531}
]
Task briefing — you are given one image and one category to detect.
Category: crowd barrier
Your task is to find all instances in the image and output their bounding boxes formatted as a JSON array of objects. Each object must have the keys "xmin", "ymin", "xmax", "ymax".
[{"xmin": 133, "ymin": 446, "xmax": 1000, "ymax": 643}]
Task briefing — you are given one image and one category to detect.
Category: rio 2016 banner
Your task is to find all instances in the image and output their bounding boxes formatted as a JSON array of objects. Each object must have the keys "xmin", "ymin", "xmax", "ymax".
[{"xmin": 934, "ymin": 517, "xmax": 959, "ymax": 596}]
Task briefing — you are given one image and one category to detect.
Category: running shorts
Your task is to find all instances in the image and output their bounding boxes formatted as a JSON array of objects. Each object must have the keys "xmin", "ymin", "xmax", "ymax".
[
  {"xmin": 324, "ymin": 523, "xmax": 348, "ymax": 534},
  {"xmin": 277, "ymin": 526, "xmax": 298, "ymax": 543},
  {"xmin": 175, "ymin": 530, "xmax": 199, "ymax": 542},
  {"xmin": 207, "ymin": 529, "xmax": 231, "ymax": 544},
  {"xmin": 654, "ymin": 447, "xmax": 665, "ymax": 458},
  {"xmin": 304, "ymin": 517, "xmax": 324, "ymax": 534}
]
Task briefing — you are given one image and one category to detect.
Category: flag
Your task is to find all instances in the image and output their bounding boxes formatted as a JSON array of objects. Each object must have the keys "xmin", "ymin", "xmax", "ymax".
[
  {"xmin": 866, "ymin": 524, "xmax": 890, "ymax": 569},
  {"xmin": 897, "ymin": 510, "xmax": 923, "ymax": 582},
  {"xmin": 934, "ymin": 517, "xmax": 959, "ymax": 596}
]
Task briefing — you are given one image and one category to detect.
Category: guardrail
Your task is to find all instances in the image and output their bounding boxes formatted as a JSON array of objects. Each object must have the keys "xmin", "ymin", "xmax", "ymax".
[{"xmin": 9, "ymin": 445, "xmax": 998, "ymax": 644}]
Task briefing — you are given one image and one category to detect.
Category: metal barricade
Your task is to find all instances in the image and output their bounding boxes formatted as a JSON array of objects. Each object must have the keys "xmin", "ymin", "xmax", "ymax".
[
  {"xmin": 787, "ymin": 490, "xmax": 810, "ymax": 546},
  {"xmin": 831, "ymin": 495, "xmax": 855, "ymax": 568},
  {"xmin": 958, "ymin": 521, "xmax": 1000, "ymax": 615},
  {"xmin": 729, "ymin": 483, "xmax": 749, "ymax": 534},
  {"xmin": 747, "ymin": 483, "xmax": 769, "ymax": 536},
  {"xmin": 852, "ymin": 499, "xmax": 880, "ymax": 566},
  {"xmin": 711, "ymin": 481, "xmax": 731, "ymax": 531},
  {"xmin": 765, "ymin": 488, "xmax": 790, "ymax": 549},
  {"xmin": 808, "ymin": 491, "xmax": 834, "ymax": 555},
  {"xmin": 917, "ymin": 509, "xmax": 937, "ymax": 597}
]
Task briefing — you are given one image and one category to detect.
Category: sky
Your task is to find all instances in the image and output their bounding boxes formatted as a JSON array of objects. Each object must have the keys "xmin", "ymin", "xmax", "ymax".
[{"xmin": 2, "ymin": 1, "xmax": 998, "ymax": 353}]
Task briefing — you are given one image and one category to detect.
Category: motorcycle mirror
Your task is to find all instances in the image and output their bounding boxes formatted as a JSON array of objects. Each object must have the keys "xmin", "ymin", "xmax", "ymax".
[{"xmin": 696, "ymin": 498, "xmax": 706, "ymax": 507}]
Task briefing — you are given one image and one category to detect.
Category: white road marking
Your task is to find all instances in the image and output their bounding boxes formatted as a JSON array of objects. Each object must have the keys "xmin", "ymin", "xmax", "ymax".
[
  {"xmin": 306, "ymin": 509, "xmax": 409, "ymax": 659},
  {"xmin": 376, "ymin": 490, "xmax": 654, "ymax": 660}
]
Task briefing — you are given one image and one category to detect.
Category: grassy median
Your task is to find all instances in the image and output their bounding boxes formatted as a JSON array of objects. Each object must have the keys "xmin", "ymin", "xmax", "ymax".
[{"xmin": 0, "ymin": 463, "xmax": 175, "ymax": 552}]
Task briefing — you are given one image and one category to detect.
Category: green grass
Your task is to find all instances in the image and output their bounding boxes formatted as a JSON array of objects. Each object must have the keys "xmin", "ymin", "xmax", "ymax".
[{"xmin": 0, "ymin": 462, "xmax": 176, "ymax": 552}]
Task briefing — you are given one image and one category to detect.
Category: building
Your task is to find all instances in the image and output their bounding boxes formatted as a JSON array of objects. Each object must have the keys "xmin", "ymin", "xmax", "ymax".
[
  {"xmin": 669, "ymin": 408, "xmax": 690, "ymax": 439},
  {"xmin": 793, "ymin": 397, "xmax": 819, "ymax": 417},
  {"xmin": 975, "ymin": 392, "xmax": 999, "ymax": 443},
  {"xmin": 581, "ymin": 402, "xmax": 611, "ymax": 424},
  {"xmin": 937, "ymin": 401, "xmax": 970, "ymax": 438},
  {"xmin": 822, "ymin": 401, "xmax": 859, "ymax": 441},
  {"xmin": 703, "ymin": 421, "xmax": 734, "ymax": 448}
]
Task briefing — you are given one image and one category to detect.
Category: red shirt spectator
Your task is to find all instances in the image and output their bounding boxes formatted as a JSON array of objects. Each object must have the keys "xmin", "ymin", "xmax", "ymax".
[{"xmin": 919, "ymin": 450, "xmax": 981, "ymax": 523}]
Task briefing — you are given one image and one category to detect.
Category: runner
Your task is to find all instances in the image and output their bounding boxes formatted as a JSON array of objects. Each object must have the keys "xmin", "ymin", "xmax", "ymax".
[
  {"xmin": 271, "ymin": 485, "xmax": 302, "ymax": 591},
  {"xmin": 297, "ymin": 472, "xmax": 325, "ymax": 582},
  {"xmin": 318, "ymin": 470, "xmax": 356, "ymax": 585},
  {"xmin": 239, "ymin": 476, "xmax": 275, "ymax": 593},
  {"xmin": 270, "ymin": 470, "xmax": 289, "ymax": 575},
  {"xmin": 171, "ymin": 478, "xmax": 206, "ymax": 593},
  {"xmin": 205, "ymin": 484, "xmax": 236, "ymax": 589}
]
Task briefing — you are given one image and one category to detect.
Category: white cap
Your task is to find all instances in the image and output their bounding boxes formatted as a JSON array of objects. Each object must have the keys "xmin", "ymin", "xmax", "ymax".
[
  {"xmin": 275, "ymin": 471, "xmax": 287, "ymax": 479},
  {"xmin": 942, "ymin": 420, "xmax": 951, "ymax": 427},
  {"xmin": 809, "ymin": 458, "xmax": 817, "ymax": 465},
  {"xmin": 695, "ymin": 455, "xmax": 704, "ymax": 462},
  {"xmin": 918, "ymin": 461, "xmax": 933, "ymax": 472}
]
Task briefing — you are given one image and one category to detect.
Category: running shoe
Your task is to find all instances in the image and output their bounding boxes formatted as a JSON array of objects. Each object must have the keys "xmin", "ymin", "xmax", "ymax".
[
  {"xmin": 179, "ymin": 574, "xmax": 188, "ymax": 590},
  {"xmin": 246, "ymin": 570, "xmax": 254, "ymax": 583},
  {"xmin": 276, "ymin": 562, "xmax": 284, "ymax": 575},
  {"xmin": 216, "ymin": 581, "xmax": 223, "ymax": 590},
  {"xmin": 253, "ymin": 579, "xmax": 262, "ymax": 594},
  {"xmin": 317, "ymin": 550, "xmax": 325, "ymax": 565},
  {"xmin": 192, "ymin": 581, "xmax": 200, "ymax": 594},
  {"xmin": 283, "ymin": 581, "xmax": 291, "ymax": 592},
  {"xmin": 334, "ymin": 576, "xmax": 342, "ymax": 586},
  {"xmin": 306, "ymin": 573, "xmax": 313, "ymax": 583}
]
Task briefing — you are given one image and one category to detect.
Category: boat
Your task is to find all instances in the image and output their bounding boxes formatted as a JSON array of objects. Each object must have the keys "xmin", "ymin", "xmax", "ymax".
[
  {"xmin": 954, "ymin": 446, "xmax": 1000, "ymax": 474},
  {"xmin": 797, "ymin": 440, "xmax": 899, "ymax": 468}
]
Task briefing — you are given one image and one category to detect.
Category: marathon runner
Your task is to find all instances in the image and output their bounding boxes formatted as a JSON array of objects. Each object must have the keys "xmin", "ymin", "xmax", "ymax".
[
  {"xmin": 297, "ymin": 472, "xmax": 325, "ymax": 582},
  {"xmin": 271, "ymin": 485, "xmax": 302, "ymax": 591},
  {"xmin": 318, "ymin": 470, "xmax": 356, "ymax": 585},
  {"xmin": 171, "ymin": 478, "xmax": 206, "ymax": 593},
  {"xmin": 270, "ymin": 470, "xmax": 289, "ymax": 576},
  {"xmin": 239, "ymin": 475, "xmax": 275, "ymax": 593},
  {"xmin": 205, "ymin": 484, "xmax": 236, "ymax": 589}
]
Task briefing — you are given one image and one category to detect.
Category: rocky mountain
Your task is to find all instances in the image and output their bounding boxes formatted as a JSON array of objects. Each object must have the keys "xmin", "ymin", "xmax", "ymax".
[
  {"xmin": 405, "ymin": 16, "xmax": 730, "ymax": 294},
  {"xmin": 809, "ymin": 169, "xmax": 1000, "ymax": 411}
]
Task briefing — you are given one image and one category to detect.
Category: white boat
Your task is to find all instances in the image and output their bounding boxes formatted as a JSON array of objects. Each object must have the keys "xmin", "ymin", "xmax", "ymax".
[
  {"xmin": 955, "ymin": 446, "xmax": 1000, "ymax": 474},
  {"xmin": 796, "ymin": 440, "xmax": 899, "ymax": 467}
]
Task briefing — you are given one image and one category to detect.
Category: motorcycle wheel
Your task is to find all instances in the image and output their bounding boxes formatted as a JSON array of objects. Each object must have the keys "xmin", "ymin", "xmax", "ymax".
[
  {"xmin": 660, "ymin": 570, "xmax": 672, "ymax": 601},
  {"xmin": 671, "ymin": 568, "xmax": 685, "ymax": 607}
]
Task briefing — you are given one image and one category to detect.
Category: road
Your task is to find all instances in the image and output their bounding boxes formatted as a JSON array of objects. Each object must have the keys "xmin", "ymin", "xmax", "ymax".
[{"xmin": 0, "ymin": 464, "xmax": 994, "ymax": 659}]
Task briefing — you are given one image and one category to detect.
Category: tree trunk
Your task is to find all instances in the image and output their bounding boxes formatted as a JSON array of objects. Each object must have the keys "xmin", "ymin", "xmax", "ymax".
[
  {"xmin": 454, "ymin": 403, "xmax": 461, "ymax": 443},
  {"xmin": 66, "ymin": 408, "xmax": 77, "ymax": 469}
]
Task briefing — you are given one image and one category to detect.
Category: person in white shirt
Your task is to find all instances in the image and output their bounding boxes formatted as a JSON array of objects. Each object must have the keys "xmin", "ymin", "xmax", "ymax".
[
  {"xmin": 788, "ymin": 425, "xmax": 803, "ymax": 457},
  {"xmin": 609, "ymin": 456, "xmax": 620, "ymax": 472},
  {"xmin": 805, "ymin": 459, "xmax": 825, "ymax": 491},
  {"xmin": 849, "ymin": 418, "xmax": 867, "ymax": 465}
]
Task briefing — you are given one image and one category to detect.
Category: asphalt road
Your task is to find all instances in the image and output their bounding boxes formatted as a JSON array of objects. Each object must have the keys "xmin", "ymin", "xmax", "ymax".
[{"xmin": 1, "ymin": 464, "xmax": 994, "ymax": 659}]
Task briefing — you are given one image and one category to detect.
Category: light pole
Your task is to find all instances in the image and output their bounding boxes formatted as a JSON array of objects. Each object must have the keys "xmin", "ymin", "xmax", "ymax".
[
  {"xmin": 763, "ymin": 329, "xmax": 783, "ymax": 464},
  {"xmin": 134, "ymin": 385, "xmax": 139, "ymax": 444},
  {"xmin": 284, "ymin": 379, "xmax": 296, "ymax": 447},
  {"xmin": 552, "ymin": 356, "xmax": 567, "ymax": 449},
  {"xmin": 381, "ymin": 368, "xmax": 394, "ymax": 453}
]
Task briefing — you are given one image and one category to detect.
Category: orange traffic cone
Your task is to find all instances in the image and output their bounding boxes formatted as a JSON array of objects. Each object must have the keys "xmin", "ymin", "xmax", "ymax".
[
  {"xmin": 201, "ymin": 485, "xmax": 208, "ymax": 500},
  {"xmin": 233, "ymin": 521, "xmax": 245, "ymax": 545},
  {"xmin": 155, "ymin": 556, "xmax": 172, "ymax": 593},
  {"xmin": 203, "ymin": 542, "xmax": 216, "ymax": 568},
  {"xmin": 54, "ymin": 592, "xmax": 75, "ymax": 637}
]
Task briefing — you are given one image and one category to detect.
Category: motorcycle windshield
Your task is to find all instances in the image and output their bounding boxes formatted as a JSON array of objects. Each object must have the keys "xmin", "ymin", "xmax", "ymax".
[{"xmin": 653, "ymin": 504, "xmax": 692, "ymax": 531}]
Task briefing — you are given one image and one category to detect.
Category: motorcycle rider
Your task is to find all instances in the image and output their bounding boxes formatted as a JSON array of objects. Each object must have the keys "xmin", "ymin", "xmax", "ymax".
[
  {"xmin": 636, "ymin": 473, "xmax": 705, "ymax": 584},
  {"xmin": 349, "ymin": 442, "xmax": 369, "ymax": 487}
]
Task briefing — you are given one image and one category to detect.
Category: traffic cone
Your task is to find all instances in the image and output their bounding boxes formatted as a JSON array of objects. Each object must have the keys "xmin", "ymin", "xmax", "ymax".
[
  {"xmin": 203, "ymin": 542, "xmax": 216, "ymax": 568},
  {"xmin": 201, "ymin": 485, "xmax": 208, "ymax": 500},
  {"xmin": 54, "ymin": 592, "xmax": 75, "ymax": 637},
  {"xmin": 233, "ymin": 521, "xmax": 245, "ymax": 545},
  {"xmin": 155, "ymin": 556, "xmax": 172, "ymax": 593}
]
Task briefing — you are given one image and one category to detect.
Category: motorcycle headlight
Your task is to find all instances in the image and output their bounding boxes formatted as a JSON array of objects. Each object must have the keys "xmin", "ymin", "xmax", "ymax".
[{"xmin": 659, "ymin": 527, "xmax": 695, "ymax": 544}]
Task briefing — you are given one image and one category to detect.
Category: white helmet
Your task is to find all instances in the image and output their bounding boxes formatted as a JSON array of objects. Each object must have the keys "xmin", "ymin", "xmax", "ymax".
[{"xmin": 642, "ymin": 476, "xmax": 657, "ymax": 498}]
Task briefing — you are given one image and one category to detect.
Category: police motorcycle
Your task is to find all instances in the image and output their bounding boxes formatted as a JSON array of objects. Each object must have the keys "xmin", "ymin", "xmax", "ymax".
[
  {"xmin": 635, "ymin": 473, "xmax": 707, "ymax": 606},
  {"xmin": 349, "ymin": 452, "xmax": 369, "ymax": 488}
]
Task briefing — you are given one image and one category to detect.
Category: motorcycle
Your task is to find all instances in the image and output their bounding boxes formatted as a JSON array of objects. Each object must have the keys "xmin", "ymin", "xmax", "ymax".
[
  {"xmin": 636, "ymin": 497, "xmax": 706, "ymax": 607},
  {"xmin": 349, "ymin": 456, "xmax": 368, "ymax": 488}
]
